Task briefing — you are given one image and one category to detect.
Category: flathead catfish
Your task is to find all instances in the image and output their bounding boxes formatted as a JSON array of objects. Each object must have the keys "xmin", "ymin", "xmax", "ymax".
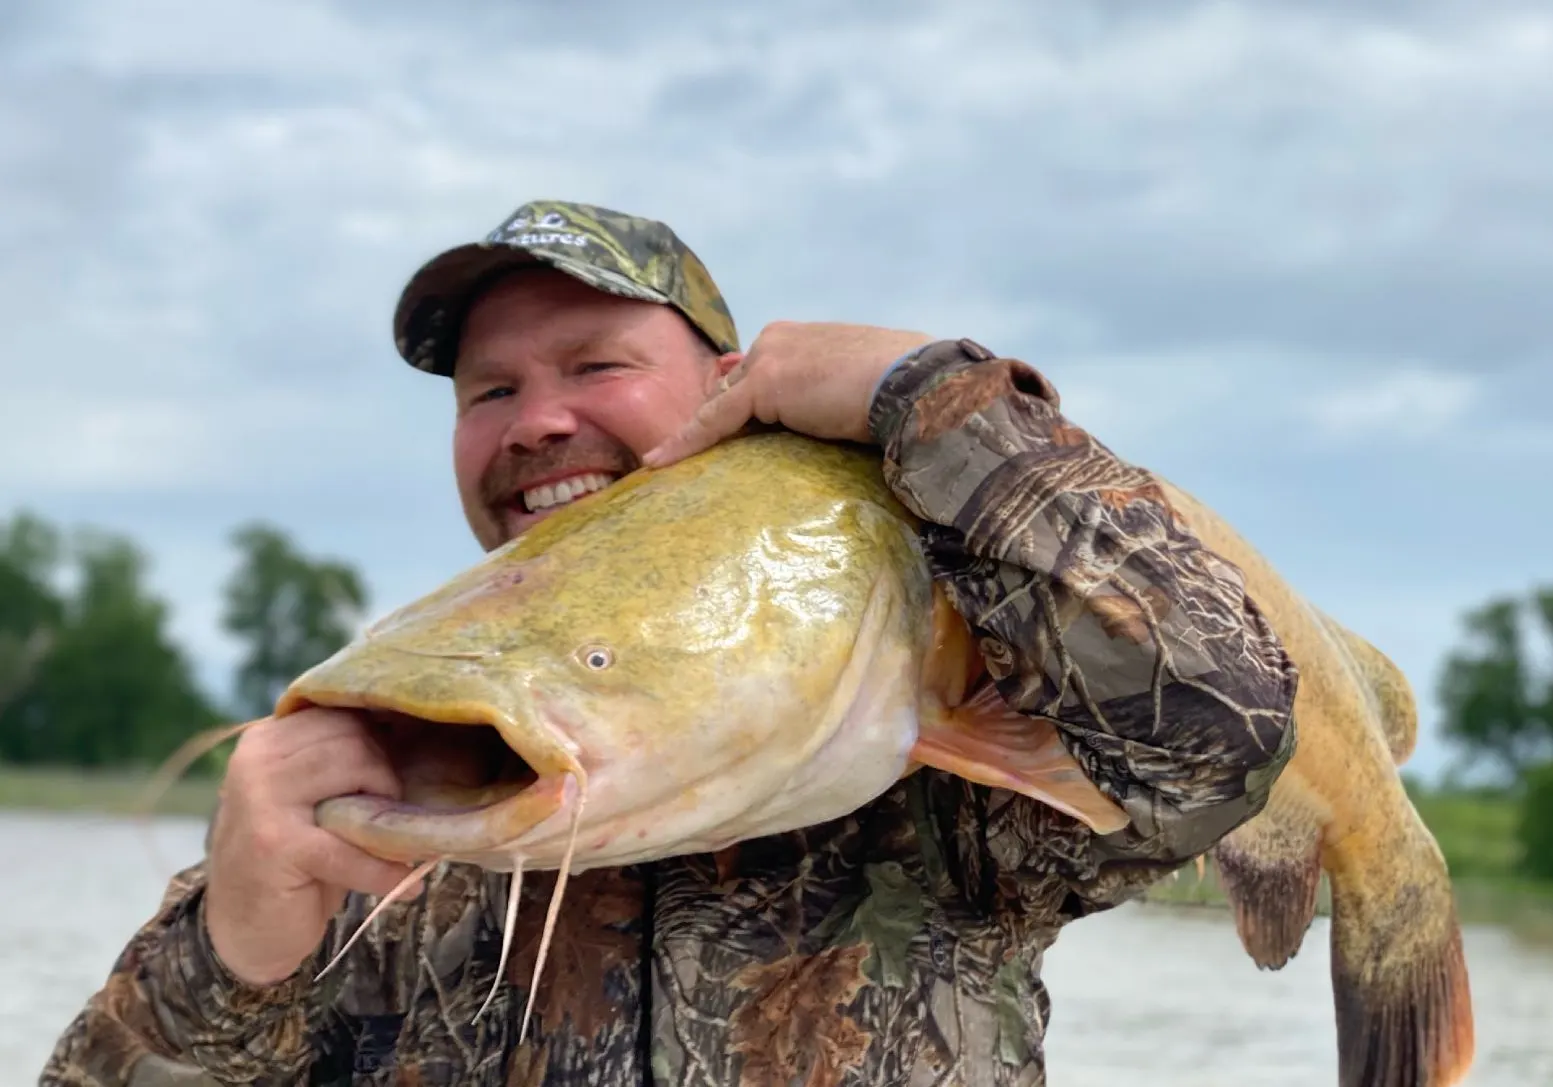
[{"xmin": 1163, "ymin": 482, "xmax": 1475, "ymax": 1087}]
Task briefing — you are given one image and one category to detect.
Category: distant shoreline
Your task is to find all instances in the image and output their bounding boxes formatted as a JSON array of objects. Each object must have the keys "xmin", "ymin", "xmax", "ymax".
[
  {"xmin": 1139, "ymin": 854, "xmax": 1553, "ymax": 944},
  {"xmin": 4, "ymin": 762, "xmax": 1551, "ymax": 942},
  {"xmin": 0, "ymin": 763, "xmax": 220, "ymax": 819}
]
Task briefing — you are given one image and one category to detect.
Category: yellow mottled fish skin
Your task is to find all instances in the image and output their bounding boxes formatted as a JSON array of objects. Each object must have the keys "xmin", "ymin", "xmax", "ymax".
[
  {"xmin": 1316, "ymin": 611, "xmax": 1420, "ymax": 766},
  {"xmin": 1159, "ymin": 481, "xmax": 1474, "ymax": 1087},
  {"xmin": 285, "ymin": 432, "xmax": 939, "ymax": 872}
]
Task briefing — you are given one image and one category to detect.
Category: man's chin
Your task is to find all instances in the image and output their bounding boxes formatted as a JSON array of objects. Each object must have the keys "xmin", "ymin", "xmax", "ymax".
[{"xmin": 494, "ymin": 505, "xmax": 555, "ymax": 544}]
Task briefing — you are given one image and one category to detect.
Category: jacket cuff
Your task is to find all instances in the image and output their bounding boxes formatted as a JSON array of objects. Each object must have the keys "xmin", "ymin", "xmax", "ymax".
[
  {"xmin": 147, "ymin": 879, "xmax": 319, "ymax": 1078},
  {"xmin": 866, "ymin": 338, "xmax": 1060, "ymax": 452}
]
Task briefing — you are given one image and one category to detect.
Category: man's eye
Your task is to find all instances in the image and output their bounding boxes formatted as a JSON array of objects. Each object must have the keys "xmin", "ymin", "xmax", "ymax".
[
  {"xmin": 473, "ymin": 386, "xmax": 514, "ymax": 404},
  {"xmin": 577, "ymin": 361, "xmax": 623, "ymax": 375}
]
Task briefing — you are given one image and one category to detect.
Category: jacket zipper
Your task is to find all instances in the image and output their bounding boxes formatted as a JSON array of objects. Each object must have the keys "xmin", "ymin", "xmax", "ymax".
[{"xmin": 637, "ymin": 861, "xmax": 658, "ymax": 1086}]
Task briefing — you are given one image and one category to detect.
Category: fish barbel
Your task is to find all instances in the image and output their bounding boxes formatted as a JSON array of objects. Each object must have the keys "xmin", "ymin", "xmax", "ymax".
[{"xmin": 270, "ymin": 430, "xmax": 1129, "ymax": 1035}]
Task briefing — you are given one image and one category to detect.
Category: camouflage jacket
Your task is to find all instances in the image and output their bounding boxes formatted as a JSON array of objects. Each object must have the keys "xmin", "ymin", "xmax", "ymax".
[{"xmin": 42, "ymin": 339, "xmax": 1299, "ymax": 1087}]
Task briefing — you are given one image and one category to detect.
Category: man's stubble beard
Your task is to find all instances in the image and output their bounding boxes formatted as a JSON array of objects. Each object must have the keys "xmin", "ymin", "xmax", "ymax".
[{"xmin": 475, "ymin": 433, "xmax": 641, "ymax": 546}]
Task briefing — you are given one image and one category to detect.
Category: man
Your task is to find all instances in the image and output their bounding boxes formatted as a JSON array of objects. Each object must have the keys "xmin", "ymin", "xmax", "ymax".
[{"xmin": 43, "ymin": 200, "xmax": 1298, "ymax": 1086}]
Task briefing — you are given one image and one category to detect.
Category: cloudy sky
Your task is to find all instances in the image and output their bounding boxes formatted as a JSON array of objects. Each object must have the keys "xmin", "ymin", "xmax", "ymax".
[{"xmin": 3, "ymin": 0, "xmax": 1550, "ymax": 783}]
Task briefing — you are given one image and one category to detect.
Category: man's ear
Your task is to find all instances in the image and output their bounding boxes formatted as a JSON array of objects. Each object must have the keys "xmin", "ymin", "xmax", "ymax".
[{"xmin": 706, "ymin": 351, "xmax": 743, "ymax": 391}]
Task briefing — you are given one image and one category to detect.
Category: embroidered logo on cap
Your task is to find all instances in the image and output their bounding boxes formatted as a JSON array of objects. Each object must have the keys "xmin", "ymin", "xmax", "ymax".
[{"xmin": 485, "ymin": 210, "xmax": 592, "ymax": 250}]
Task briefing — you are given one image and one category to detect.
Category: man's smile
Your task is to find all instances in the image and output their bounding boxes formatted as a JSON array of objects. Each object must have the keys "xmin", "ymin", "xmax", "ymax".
[
  {"xmin": 499, "ymin": 468, "xmax": 623, "ymax": 536},
  {"xmin": 517, "ymin": 470, "xmax": 617, "ymax": 513}
]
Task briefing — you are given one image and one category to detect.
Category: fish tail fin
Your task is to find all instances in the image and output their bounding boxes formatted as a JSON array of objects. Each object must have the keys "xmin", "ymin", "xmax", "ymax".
[
  {"xmin": 1318, "ymin": 612, "xmax": 1419, "ymax": 767},
  {"xmin": 1325, "ymin": 805, "xmax": 1476, "ymax": 1087},
  {"xmin": 1212, "ymin": 771, "xmax": 1474, "ymax": 1085},
  {"xmin": 913, "ymin": 682, "xmax": 1131, "ymax": 835},
  {"xmin": 1210, "ymin": 796, "xmax": 1324, "ymax": 970}
]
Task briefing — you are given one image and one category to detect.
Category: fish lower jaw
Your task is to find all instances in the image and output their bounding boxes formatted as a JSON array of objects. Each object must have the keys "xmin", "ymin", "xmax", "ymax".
[
  {"xmin": 315, "ymin": 772, "xmax": 575, "ymax": 868},
  {"xmin": 509, "ymin": 755, "xmax": 918, "ymax": 872}
]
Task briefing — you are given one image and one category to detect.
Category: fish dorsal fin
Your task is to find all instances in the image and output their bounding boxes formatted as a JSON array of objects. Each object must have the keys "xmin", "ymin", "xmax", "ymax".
[{"xmin": 913, "ymin": 683, "xmax": 1132, "ymax": 835}]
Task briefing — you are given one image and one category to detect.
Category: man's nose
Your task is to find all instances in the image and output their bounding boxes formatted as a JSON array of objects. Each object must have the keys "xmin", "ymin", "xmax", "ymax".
[{"xmin": 498, "ymin": 388, "xmax": 581, "ymax": 451}]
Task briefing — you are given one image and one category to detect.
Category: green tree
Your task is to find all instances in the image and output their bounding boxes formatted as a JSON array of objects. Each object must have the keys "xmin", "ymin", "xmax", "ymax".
[
  {"xmin": 1438, "ymin": 587, "xmax": 1553, "ymax": 780},
  {"xmin": 0, "ymin": 512, "xmax": 65, "ymax": 719},
  {"xmin": 0, "ymin": 524, "xmax": 219, "ymax": 765},
  {"xmin": 1520, "ymin": 761, "xmax": 1553, "ymax": 881},
  {"xmin": 222, "ymin": 523, "xmax": 369, "ymax": 719}
]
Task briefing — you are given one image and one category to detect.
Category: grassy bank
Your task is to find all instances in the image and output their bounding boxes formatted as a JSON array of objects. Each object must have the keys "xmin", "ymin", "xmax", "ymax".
[
  {"xmin": 0, "ymin": 763, "xmax": 220, "ymax": 818},
  {"xmin": 5, "ymin": 762, "xmax": 1551, "ymax": 937},
  {"xmin": 1143, "ymin": 785, "xmax": 1553, "ymax": 941}
]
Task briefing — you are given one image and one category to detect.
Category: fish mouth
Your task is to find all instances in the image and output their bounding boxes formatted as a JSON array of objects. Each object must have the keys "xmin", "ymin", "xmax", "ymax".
[{"xmin": 275, "ymin": 690, "xmax": 574, "ymax": 866}]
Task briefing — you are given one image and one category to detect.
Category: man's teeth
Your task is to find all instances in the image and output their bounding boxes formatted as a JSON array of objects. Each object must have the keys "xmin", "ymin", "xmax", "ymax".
[{"xmin": 522, "ymin": 473, "xmax": 615, "ymax": 512}]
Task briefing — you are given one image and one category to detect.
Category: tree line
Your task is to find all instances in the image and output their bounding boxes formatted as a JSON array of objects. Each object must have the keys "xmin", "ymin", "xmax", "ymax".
[
  {"xmin": 1436, "ymin": 586, "xmax": 1553, "ymax": 879},
  {"xmin": 1, "ymin": 508, "xmax": 1549, "ymax": 876},
  {"xmin": 0, "ymin": 511, "xmax": 366, "ymax": 766}
]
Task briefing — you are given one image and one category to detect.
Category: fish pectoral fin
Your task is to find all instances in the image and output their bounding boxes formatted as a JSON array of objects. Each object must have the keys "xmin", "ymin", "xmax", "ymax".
[{"xmin": 914, "ymin": 683, "xmax": 1131, "ymax": 835}]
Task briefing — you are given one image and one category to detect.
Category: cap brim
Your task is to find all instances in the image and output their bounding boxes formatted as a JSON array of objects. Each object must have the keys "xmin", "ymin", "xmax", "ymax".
[
  {"xmin": 392, "ymin": 243, "xmax": 545, "ymax": 375},
  {"xmin": 392, "ymin": 241, "xmax": 671, "ymax": 376}
]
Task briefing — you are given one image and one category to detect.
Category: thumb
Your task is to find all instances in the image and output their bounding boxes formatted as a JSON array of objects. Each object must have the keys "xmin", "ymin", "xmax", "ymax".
[{"xmin": 642, "ymin": 377, "xmax": 756, "ymax": 468}]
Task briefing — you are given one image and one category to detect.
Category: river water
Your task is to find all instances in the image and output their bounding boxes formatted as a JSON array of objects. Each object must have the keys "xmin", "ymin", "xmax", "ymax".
[{"xmin": 4, "ymin": 810, "xmax": 1549, "ymax": 1086}]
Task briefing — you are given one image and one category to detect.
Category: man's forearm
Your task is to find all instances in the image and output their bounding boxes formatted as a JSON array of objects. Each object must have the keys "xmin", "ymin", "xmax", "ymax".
[{"xmin": 868, "ymin": 339, "xmax": 1299, "ymax": 885}]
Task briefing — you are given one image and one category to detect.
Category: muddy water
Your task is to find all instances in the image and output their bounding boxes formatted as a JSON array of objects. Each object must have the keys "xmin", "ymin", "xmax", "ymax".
[{"xmin": 5, "ymin": 811, "xmax": 1548, "ymax": 1085}]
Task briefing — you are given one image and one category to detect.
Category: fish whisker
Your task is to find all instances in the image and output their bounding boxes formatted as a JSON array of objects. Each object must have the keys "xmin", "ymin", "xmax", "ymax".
[
  {"xmin": 517, "ymin": 773, "xmax": 586, "ymax": 1046},
  {"xmin": 314, "ymin": 855, "xmax": 442, "ymax": 983},
  {"xmin": 473, "ymin": 856, "xmax": 525, "ymax": 1023}
]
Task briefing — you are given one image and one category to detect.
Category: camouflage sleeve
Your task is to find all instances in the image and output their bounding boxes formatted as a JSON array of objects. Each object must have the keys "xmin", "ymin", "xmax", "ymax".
[
  {"xmin": 39, "ymin": 861, "xmax": 322, "ymax": 1086},
  {"xmin": 868, "ymin": 338, "xmax": 1300, "ymax": 912}
]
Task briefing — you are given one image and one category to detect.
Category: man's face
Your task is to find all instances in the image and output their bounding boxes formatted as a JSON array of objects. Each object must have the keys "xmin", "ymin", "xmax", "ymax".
[{"xmin": 451, "ymin": 268, "xmax": 731, "ymax": 550}]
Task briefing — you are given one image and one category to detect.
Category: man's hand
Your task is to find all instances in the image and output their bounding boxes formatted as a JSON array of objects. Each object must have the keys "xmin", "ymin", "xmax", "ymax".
[
  {"xmin": 203, "ymin": 707, "xmax": 422, "ymax": 987},
  {"xmin": 643, "ymin": 321, "xmax": 933, "ymax": 468}
]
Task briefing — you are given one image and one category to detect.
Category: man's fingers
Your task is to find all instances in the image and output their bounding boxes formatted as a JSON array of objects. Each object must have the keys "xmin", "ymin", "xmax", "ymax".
[
  {"xmin": 294, "ymin": 828, "xmax": 427, "ymax": 899},
  {"xmin": 289, "ymin": 733, "xmax": 401, "ymax": 801},
  {"xmin": 228, "ymin": 726, "xmax": 404, "ymax": 822},
  {"xmin": 643, "ymin": 379, "xmax": 755, "ymax": 467}
]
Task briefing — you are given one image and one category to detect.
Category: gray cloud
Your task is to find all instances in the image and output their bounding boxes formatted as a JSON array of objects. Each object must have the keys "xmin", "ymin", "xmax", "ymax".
[{"xmin": 3, "ymin": 0, "xmax": 1549, "ymax": 778}]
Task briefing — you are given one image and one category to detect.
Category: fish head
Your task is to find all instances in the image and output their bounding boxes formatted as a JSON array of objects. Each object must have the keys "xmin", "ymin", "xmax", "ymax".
[{"xmin": 276, "ymin": 433, "xmax": 933, "ymax": 872}]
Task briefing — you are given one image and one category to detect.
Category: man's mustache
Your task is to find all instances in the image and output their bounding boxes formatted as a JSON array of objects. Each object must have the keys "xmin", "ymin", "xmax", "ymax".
[{"xmin": 478, "ymin": 439, "xmax": 640, "ymax": 508}]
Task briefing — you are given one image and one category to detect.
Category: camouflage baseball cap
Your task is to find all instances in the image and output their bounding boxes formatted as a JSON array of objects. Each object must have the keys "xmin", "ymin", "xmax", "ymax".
[{"xmin": 392, "ymin": 199, "xmax": 740, "ymax": 376}]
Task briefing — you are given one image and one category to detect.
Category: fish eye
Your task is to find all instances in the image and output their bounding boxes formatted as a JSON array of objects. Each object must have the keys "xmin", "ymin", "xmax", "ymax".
[{"xmin": 579, "ymin": 645, "xmax": 614, "ymax": 670}]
